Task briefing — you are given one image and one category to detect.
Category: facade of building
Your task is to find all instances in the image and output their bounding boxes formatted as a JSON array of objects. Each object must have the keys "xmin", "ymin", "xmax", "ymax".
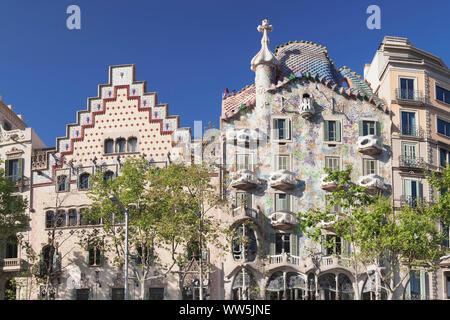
[
  {"xmin": 0, "ymin": 98, "xmax": 46, "ymax": 299},
  {"xmin": 0, "ymin": 21, "xmax": 448, "ymax": 300},
  {"xmin": 365, "ymin": 36, "xmax": 450, "ymax": 300}
]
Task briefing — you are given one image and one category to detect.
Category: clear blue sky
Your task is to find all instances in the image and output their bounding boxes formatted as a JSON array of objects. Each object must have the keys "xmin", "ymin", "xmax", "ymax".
[{"xmin": 0, "ymin": 0, "xmax": 448, "ymax": 146}]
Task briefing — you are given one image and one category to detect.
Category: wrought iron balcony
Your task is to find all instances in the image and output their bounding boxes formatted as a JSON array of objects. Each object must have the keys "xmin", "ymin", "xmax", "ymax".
[
  {"xmin": 269, "ymin": 170, "xmax": 297, "ymax": 191},
  {"xmin": 269, "ymin": 210, "xmax": 299, "ymax": 231},
  {"xmin": 230, "ymin": 169, "xmax": 259, "ymax": 190},
  {"xmin": 320, "ymin": 174, "xmax": 339, "ymax": 192},
  {"xmin": 398, "ymin": 156, "xmax": 425, "ymax": 169},
  {"xmin": 1, "ymin": 258, "xmax": 25, "ymax": 272},
  {"xmin": 357, "ymin": 135, "xmax": 383, "ymax": 155},
  {"xmin": 399, "ymin": 195, "xmax": 426, "ymax": 208},
  {"xmin": 395, "ymin": 89, "xmax": 428, "ymax": 104},
  {"xmin": 399, "ymin": 126, "xmax": 424, "ymax": 138}
]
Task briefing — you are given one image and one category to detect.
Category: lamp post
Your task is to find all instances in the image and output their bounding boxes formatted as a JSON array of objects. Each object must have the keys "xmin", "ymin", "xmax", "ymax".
[{"xmin": 109, "ymin": 195, "xmax": 129, "ymax": 300}]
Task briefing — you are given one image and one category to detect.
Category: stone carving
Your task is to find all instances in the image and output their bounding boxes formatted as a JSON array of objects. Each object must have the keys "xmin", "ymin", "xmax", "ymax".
[
  {"xmin": 269, "ymin": 211, "xmax": 300, "ymax": 230},
  {"xmin": 269, "ymin": 170, "xmax": 296, "ymax": 190},
  {"xmin": 230, "ymin": 169, "xmax": 259, "ymax": 190}
]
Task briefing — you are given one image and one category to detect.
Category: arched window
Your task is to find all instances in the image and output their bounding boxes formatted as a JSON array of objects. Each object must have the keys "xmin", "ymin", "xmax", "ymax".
[
  {"xmin": 68, "ymin": 209, "xmax": 78, "ymax": 226},
  {"xmin": 232, "ymin": 269, "xmax": 257, "ymax": 300},
  {"xmin": 127, "ymin": 137, "xmax": 137, "ymax": 152},
  {"xmin": 104, "ymin": 139, "xmax": 114, "ymax": 154},
  {"xmin": 78, "ymin": 173, "xmax": 90, "ymax": 190},
  {"xmin": 56, "ymin": 210, "xmax": 66, "ymax": 227},
  {"xmin": 307, "ymin": 273, "xmax": 316, "ymax": 300},
  {"xmin": 232, "ymin": 224, "xmax": 257, "ymax": 262},
  {"xmin": 104, "ymin": 170, "xmax": 115, "ymax": 182},
  {"xmin": 266, "ymin": 271, "xmax": 284, "ymax": 300},
  {"xmin": 116, "ymin": 138, "xmax": 126, "ymax": 153},
  {"xmin": 318, "ymin": 273, "xmax": 337, "ymax": 300},
  {"xmin": 338, "ymin": 274, "xmax": 354, "ymax": 300},
  {"xmin": 45, "ymin": 211, "xmax": 55, "ymax": 228},
  {"xmin": 286, "ymin": 272, "xmax": 307, "ymax": 300},
  {"xmin": 56, "ymin": 175, "xmax": 68, "ymax": 192}
]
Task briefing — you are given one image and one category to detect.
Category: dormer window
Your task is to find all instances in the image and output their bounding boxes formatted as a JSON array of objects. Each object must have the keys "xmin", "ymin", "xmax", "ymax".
[
  {"xmin": 116, "ymin": 138, "xmax": 126, "ymax": 153},
  {"xmin": 127, "ymin": 137, "xmax": 137, "ymax": 152}
]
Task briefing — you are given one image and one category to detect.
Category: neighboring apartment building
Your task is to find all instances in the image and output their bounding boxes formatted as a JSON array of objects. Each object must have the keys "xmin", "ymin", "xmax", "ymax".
[
  {"xmin": 0, "ymin": 97, "xmax": 46, "ymax": 299},
  {"xmin": 15, "ymin": 64, "xmax": 198, "ymax": 300},
  {"xmin": 365, "ymin": 36, "xmax": 450, "ymax": 300},
  {"xmin": 216, "ymin": 20, "xmax": 392, "ymax": 300}
]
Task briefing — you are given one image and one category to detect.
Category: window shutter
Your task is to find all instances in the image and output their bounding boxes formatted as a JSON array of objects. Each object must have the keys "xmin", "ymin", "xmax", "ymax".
[
  {"xmin": 324, "ymin": 121, "xmax": 329, "ymax": 141},
  {"xmin": 77, "ymin": 175, "xmax": 81, "ymax": 189},
  {"xmin": 99, "ymin": 250, "xmax": 104, "ymax": 266},
  {"xmin": 321, "ymin": 235, "xmax": 327, "ymax": 256},
  {"xmin": 5, "ymin": 159, "xmax": 10, "ymax": 177},
  {"xmin": 418, "ymin": 182, "xmax": 423, "ymax": 200},
  {"xmin": 290, "ymin": 231, "xmax": 298, "ymax": 256},
  {"xmin": 286, "ymin": 119, "xmax": 291, "ymax": 140},
  {"xmin": 404, "ymin": 179, "xmax": 412, "ymax": 198},
  {"xmin": 269, "ymin": 233, "xmax": 276, "ymax": 256},
  {"xmin": 376, "ymin": 121, "xmax": 381, "ymax": 136},
  {"xmin": 86, "ymin": 250, "xmax": 91, "ymax": 266},
  {"xmin": 18, "ymin": 158, "xmax": 24, "ymax": 181},
  {"xmin": 273, "ymin": 119, "xmax": 279, "ymax": 140},
  {"xmin": 335, "ymin": 121, "xmax": 341, "ymax": 142},
  {"xmin": 358, "ymin": 121, "xmax": 364, "ymax": 136},
  {"xmin": 420, "ymin": 270, "xmax": 428, "ymax": 300},
  {"xmin": 65, "ymin": 177, "xmax": 69, "ymax": 191},
  {"xmin": 405, "ymin": 274, "xmax": 411, "ymax": 300},
  {"xmin": 55, "ymin": 179, "xmax": 58, "ymax": 192}
]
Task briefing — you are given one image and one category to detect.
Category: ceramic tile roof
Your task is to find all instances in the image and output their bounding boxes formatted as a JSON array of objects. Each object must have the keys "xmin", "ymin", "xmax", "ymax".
[{"xmin": 221, "ymin": 85, "xmax": 256, "ymax": 119}]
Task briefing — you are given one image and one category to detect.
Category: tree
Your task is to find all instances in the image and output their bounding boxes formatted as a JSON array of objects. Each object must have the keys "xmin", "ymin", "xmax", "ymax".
[{"xmin": 299, "ymin": 166, "xmax": 449, "ymax": 300}]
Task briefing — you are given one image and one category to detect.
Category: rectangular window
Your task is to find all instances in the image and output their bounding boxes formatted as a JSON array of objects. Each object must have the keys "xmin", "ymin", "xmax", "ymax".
[
  {"xmin": 273, "ymin": 119, "xmax": 291, "ymax": 140},
  {"xmin": 149, "ymin": 288, "xmax": 164, "ymax": 300},
  {"xmin": 436, "ymin": 85, "xmax": 450, "ymax": 104},
  {"xmin": 275, "ymin": 155, "xmax": 290, "ymax": 171},
  {"xmin": 401, "ymin": 111, "xmax": 417, "ymax": 136},
  {"xmin": 88, "ymin": 247, "xmax": 102, "ymax": 266},
  {"xmin": 322, "ymin": 235, "xmax": 342, "ymax": 256},
  {"xmin": 235, "ymin": 192, "xmax": 252, "ymax": 209},
  {"xmin": 447, "ymin": 276, "xmax": 450, "ymax": 299},
  {"xmin": 409, "ymin": 271, "xmax": 421, "ymax": 299},
  {"xmin": 325, "ymin": 157, "xmax": 340, "ymax": 171},
  {"xmin": 400, "ymin": 78, "xmax": 415, "ymax": 100},
  {"xmin": 403, "ymin": 179, "xmax": 423, "ymax": 206},
  {"xmin": 324, "ymin": 120, "xmax": 341, "ymax": 142},
  {"xmin": 68, "ymin": 210, "xmax": 78, "ymax": 226},
  {"xmin": 275, "ymin": 194, "xmax": 290, "ymax": 211},
  {"xmin": 275, "ymin": 233, "xmax": 290, "ymax": 254},
  {"xmin": 440, "ymin": 148, "xmax": 448, "ymax": 167},
  {"xmin": 5, "ymin": 159, "xmax": 23, "ymax": 184},
  {"xmin": 359, "ymin": 121, "xmax": 378, "ymax": 136},
  {"xmin": 437, "ymin": 118, "xmax": 450, "ymax": 137},
  {"xmin": 442, "ymin": 221, "xmax": 449, "ymax": 248},
  {"xmin": 236, "ymin": 154, "xmax": 251, "ymax": 171},
  {"xmin": 363, "ymin": 159, "xmax": 377, "ymax": 175}
]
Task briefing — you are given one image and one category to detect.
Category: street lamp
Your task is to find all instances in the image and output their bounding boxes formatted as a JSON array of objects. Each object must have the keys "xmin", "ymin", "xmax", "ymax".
[{"xmin": 109, "ymin": 195, "xmax": 129, "ymax": 300}]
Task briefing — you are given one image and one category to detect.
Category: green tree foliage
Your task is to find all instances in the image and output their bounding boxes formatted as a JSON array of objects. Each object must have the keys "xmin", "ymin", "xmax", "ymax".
[{"xmin": 299, "ymin": 166, "xmax": 449, "ymax": 300}]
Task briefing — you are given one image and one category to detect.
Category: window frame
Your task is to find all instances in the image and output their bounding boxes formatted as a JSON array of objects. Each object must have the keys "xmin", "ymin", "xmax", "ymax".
[
  {"xmin": 436, "ymin": 117, "xmax": 450, "ymax": 138},
  {"xmin": 274, "ymin": 193, "xmax": 291, "ymax": 212},
  {"xmin": 435, "ymin": 84, "xmax": 450, "ymax": 105},
  {"xmin": 274, "ymin": 154, "xmax": 291, "ymax": 171},
  {"xmin": 400, "ymin": 110, "xmax": 418, "ymax": 136},
  {"xmin": 362, "ymin": 158, "xmax": 378, "ymax": 175},
  {"xmin": 323, "ymin": 119, "xmax": 342, "ymax": 143},
  {"xmin": 236, "ymin": 153, "xmax": 252, "ymax": 171},
  {"xmin": 272, "ymin": 117, "xmax": 292, "ymax": 142}
]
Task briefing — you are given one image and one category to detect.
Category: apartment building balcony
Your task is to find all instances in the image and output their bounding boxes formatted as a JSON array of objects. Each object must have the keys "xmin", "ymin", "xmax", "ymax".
[
  {"xmin": 232, "ymin": 205, "xmax": 264, "ymax": 227},
  {"xmin": 299, "ymin": 95, "xmax": 315, "ymax": 119},
  {"xmin": 398, "ymin": 156, "xmax": 425, "ymax": 171},
  {"xmin": 1, "ymin": 258, "xmax": 25, "ymax": 272},
  {"xmin": 268, "ymin": 252, "xmax": 302, "ymax": 268},
  {"xmin": 399, "ymin": 126, "xmax": 424, "ymax": 138},
  {"xmin": 395, "ymin": 89, "xmax": 429, "ymax": 105},
  {"xmin": 319, "ymin": 256, "xmax": 352, "ymax": 270},
  {"xmin": 357, "ymin": 135, "xmax": 383, "ymax": 155},
  {"xmin": 269, "ymin": 210, "xmax": 299, "ymax": 231},
  {"xmin": 358, "ymin": 174, "xmax": 387, "ymax": 194},
  {"xmin": 320, "ymin": 174, "xmax": 339, "ymax": 192},
  {"xmin": 230, "ymin": 169, "xmax": 259, "ymax": 190},
  {"xmin": 399, "ymin": 195, "xmax": 427, "ymax": 208},
  {"xmin": 269, "ymin": 170, "xmax": 297, "ymax": 191}
]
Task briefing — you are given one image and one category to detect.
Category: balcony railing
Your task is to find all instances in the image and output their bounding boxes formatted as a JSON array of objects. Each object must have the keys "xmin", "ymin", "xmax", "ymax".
[
  {"xmin": 399, "ymin": 156, "xmax": 425, "ymax": 169},
  {"xmin": 400, "ymin": 126, "xmax": 424, "ymax": 138},
  {"xmin": 395, "ymin": 89, "xmax": 428, "ymax": 103},
  {"xmin": 268, "ymin": 252, "xmax": 302, "ymax": 267},
  {"xmin": 1, "ymin": 258, "xmax": 24, "ymax": 272},
  {"xmin": 319, "ymin": 256, "xmax": 352, "ymax": 268},
  {"xmin": 400, "ymin": 195, "xmax": 426, "ymax": 208},
  {"xmin": 232, "ymin": 206, "xmax": 263, "ymax": 225}
]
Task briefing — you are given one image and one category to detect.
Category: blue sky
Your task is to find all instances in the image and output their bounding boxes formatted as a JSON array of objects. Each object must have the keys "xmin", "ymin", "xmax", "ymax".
[{"xmin": 0, "ymin": 0, "xmax": 448, "ymax": 146}]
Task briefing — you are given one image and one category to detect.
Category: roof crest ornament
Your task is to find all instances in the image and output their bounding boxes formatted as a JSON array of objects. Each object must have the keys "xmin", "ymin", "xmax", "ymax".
[{"xmin": 250, "ymin": 19, "xmax": 280, "ymax": 72}]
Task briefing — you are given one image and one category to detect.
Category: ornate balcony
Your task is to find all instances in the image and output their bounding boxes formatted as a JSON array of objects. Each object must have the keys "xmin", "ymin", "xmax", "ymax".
[
  {"xmin": 320, "ymin": 174, "xmax": 339, "ymax": 192},
  {"xmin": 269, "ymin": 211, "xmax": 299, "ymax": 231},
  {"xmin": 358, "ymin": 174, "xmax": 386, "ymax": 194},
  {"xmin": 232, "ymin": 205, "xmax": 263, "ymax": 226},
  {"xmin": 395, "ymin": 88, "xmax": 428, "ymax": 104},
  {"xmin": 230, "ymin": 169, "xmax": 259, "ymax": 190},
  {"xmin": 1, "ymin": 258, "xmax": 25, "ymax": 272},
  {"xmin": 398, "ymin": 156, "xmax": 425, "ymax": 170},
  {"xmin": 357, "ymin": 135, "xmax": 383, "ymax": 155},
  {"xmin": 268, "ymin": 252, "xmax": 302, "ymax": 268},
  {"xmin": 299, "ymin": 95, "xmax": 315, "ymax": 119},
  {"xmin": 400, "ymin": 195, "xmax": 426, "ymax": 208},
  {"xmin": 269, "ymin": 170, "xmax": 296, "ymax": 191},
  {"xmin": 319, "ymin": 256, "xmax": 351, "ymax": 269}
]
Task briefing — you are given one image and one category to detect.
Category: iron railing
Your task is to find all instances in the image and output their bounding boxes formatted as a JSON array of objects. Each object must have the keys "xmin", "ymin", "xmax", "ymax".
[
  {"xmin": 400, "ymin": 126, "xmax": 424, "ymax": 138},
  {"xmin": 399, "ymin": 156, "xmax": 425, "ymax": 169},
  {"xmin": 395, "ymin": 89, "xmax": 428, "ymax": 103},
  {"xmin": 399, "ymin": 195, "xmax": 427, "ymax": 208}
]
